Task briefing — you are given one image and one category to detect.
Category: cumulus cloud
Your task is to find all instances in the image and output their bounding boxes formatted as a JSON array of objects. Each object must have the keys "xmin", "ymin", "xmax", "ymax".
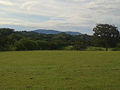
[
  {"xmin": 0, "ymin": 0, "xmax": 14, "ymax": 6},
  {"xmin": 0, "ymin": 0, "xmax": 120, "ymax": 34}
]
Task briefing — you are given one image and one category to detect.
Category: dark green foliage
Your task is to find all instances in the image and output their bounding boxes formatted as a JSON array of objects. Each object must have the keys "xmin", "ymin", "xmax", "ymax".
[
  {"xmin": 0, "ymin": 28, "xmax": 14, "ymax": 51},
  {"xmin": 36, "ymin": 40, "xmax": 49, "ymax": 50},
  {"xmin": 0, "ymin": 24, "xmax": 119, "ymax": 51},
  {"xmin": 112, "ymin": 43, "xmax": 120, "ymax": 51},
  {"xmin": 93, "ymin": 24, "xmax": 119, "ymax": 51},
  {"xmin": 0, "ymin": 28, "xmax": 14, "ymax": 36},
  {"xmin": 15, "ymin": 39, "xmax": 38, "ymax": 51},
  {"xmin": 73, "ymin": 41, "xmax": 87, "ymax": 50},
  {"xmin": 0, "ymin": 28, "xmax": 92, "ymax": 51}
]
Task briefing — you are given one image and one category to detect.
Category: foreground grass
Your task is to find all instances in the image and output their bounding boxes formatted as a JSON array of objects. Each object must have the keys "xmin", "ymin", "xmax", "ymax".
[{"xmin": 0, "ymin": 51, "xmax": 120, "ymax": 90}]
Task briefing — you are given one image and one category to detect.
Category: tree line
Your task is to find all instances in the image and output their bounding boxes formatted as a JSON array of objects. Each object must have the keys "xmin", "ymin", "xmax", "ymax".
[{"xmin": 0, "ymin": 24, "xmax": 120, "ymax": 51}]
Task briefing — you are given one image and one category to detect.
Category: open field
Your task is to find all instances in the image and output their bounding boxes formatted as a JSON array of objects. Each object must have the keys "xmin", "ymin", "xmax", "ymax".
[{"xmin": 0, "ymin": 51, "xmax": 120, "ymax": 90}]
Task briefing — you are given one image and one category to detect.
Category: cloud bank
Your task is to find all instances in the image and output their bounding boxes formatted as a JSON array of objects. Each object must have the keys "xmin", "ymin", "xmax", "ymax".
[{"xmin": 0, "ymin": 0, "xmax": 120, "ymax": 34}]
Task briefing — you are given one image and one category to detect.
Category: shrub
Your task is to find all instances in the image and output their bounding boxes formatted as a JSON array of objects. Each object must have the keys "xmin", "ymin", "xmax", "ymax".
[
  {"xmin": 86, "ymin": 47, "xmax": 105, "ymax": 51},
  {"xmin": 15, "ymin": 39, "xmax": 37, "ymax": 51}
]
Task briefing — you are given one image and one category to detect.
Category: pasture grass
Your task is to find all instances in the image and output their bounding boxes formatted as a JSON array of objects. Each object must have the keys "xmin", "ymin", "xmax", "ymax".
[{"xmin": 0, "ymin": 51, "xmax": 120, "ymax": 90}]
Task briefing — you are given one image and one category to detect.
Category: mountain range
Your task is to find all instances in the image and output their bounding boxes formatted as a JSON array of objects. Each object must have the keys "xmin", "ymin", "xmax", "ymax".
[
  {"xmin": 33, "ymin": 29, "xmax": 81, "ymax": 35},
  {"xmin": 0, "ymin": 24, "xmax": 81, "ymax": 35}
]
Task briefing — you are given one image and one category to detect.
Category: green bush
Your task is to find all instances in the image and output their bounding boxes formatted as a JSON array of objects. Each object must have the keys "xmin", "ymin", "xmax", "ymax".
[
  {"xmin": 64, "ymin": 46, "xmax": 74, "ymax": 50},
  {"xmin": 73, "ymin": 41, "xmax": 87, "ymax": 50},
  {"xmin": 15, "ymin": 39, "xmax": 38, "ymax": 51},
  {"xmin": 112, "ymin": 43, "xmax": 120, "ymax": 51},
  {"xmin": 86, "ymin": 47, "xmax": 105, "ymax": 51},
  {"xmin": 112, "ymin": 48, "xmax": 120, "ymax": 51}
]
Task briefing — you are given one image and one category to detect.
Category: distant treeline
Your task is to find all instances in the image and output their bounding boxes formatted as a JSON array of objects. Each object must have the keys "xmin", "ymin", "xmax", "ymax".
[{"xmin": 0, "ymin": 24, "xmax": 120, "ymax": 51}]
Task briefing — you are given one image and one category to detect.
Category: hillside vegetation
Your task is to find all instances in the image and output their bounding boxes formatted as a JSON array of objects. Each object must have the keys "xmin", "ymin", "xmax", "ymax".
[{"xmin": 0, "ymin": 24, "xmax": 120, "ymax": 51}]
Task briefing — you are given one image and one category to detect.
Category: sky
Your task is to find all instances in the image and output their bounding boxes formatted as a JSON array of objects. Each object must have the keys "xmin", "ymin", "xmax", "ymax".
[{"xmin": 0, "ymin": 0, "xmax": 120, "ymax": 34}]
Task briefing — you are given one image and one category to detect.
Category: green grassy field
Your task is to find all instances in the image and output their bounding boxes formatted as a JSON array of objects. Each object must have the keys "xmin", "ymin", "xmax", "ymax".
[{"xmin": 0, "ymin": 51, "xmax": 120, "ymax": 90}]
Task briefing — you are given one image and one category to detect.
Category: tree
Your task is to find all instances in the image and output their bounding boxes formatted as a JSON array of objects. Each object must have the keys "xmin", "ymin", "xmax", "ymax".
[
  {"xmin": 93, "ymin": 24, "xmax": 119, "ymax": 51},
  {"xmin": 0, "ymin": 28, "xmax": 14, "ymax": 51},
  {"xmin": 73, "ymin": 41, "xmax": 87, "ymax": 50},
  {"xmin": 48, "ymin": 40, "xmax": 66, "ymax": 50},
  {"xmin": 15, "ymin": 39, "xmax": 37, "ymax": 51},
  {"xmin": 0, "ymin": 28, "xmax": 14, "ymax": 36},
  {"xmin": 36, "ymin": 40, "xmax": 49, "ymax": 50}
]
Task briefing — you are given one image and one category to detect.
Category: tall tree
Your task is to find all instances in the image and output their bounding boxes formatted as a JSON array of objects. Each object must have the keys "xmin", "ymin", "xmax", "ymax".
[
  {"xmin": 0, "ymin": 28, "xmax": 14, "ymax": 51},
  {"xmin": 93, "ymin": 24, "xmax": 119, "ymax": 51}
]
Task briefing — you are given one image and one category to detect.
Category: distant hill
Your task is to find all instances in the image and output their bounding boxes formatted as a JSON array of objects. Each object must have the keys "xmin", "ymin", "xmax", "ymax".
[
  {"xmin": 33, "ymin": 29, "xmax": 81, "ymax": 35},
  {"xmin": 0, "ymin": 24, "xmax": 82, "ymax": 35}
]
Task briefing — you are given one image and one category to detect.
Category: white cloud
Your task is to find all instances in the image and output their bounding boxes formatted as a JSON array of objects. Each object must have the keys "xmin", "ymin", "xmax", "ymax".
[
  {"xmin": 0, "ymin": 0, "xmax": 14, "ymax": 6},
  {"xmin": 0, "ymin": 0, "xmax": 120, "ymax": 34}
]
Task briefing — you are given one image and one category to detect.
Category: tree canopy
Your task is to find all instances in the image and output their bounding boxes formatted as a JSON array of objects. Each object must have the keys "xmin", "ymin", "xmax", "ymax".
[
  {"xmin": 0, "ymin": 24, "xmax": 119, "ymax": 51},
  {"xmin": 93, "ymin": 24, "xmax": 119, "ymax": 51}
]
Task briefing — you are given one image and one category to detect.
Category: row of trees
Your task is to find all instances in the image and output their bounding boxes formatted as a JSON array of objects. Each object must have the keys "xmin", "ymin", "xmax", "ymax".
[{"xmin": 0, "ymin": 24, "xmax": 119, "ymax": 51}]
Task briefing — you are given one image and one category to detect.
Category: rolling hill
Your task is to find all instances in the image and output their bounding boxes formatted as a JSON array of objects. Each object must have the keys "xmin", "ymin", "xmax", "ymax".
[{"xmin": 33, "ymin": 29, "xmax": 81, "ymax": 35}]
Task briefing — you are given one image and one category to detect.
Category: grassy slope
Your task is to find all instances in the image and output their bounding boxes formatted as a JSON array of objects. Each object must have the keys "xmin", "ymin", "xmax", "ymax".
[{"xmin": 0, "ymin": 51, "xmax": 120, "ymax": 90}]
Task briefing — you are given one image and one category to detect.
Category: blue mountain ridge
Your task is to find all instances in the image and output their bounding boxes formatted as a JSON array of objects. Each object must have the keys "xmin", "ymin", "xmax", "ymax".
[
  {"xmin": 33, "ymin": 29, "xmax": 81, "ymax": 35},
  {"xmin": 0, "ymin": 24, "xmax": 82, "ymax": 35}
]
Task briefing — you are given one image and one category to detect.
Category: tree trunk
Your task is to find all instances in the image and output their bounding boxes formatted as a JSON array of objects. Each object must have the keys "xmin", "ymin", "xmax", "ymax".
[
  {"xmin": 105, "ymin": 42, "xmax": 108, "ymax": 51},
  {"xmin": 106, "ymin": 47, "xmax": 108, "ymax": 51}
]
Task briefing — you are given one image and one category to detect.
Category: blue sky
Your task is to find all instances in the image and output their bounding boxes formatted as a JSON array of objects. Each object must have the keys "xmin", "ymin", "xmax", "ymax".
[{"xmin": 0, "ymin": 0, "xmax": 120, "ymax": 34}]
